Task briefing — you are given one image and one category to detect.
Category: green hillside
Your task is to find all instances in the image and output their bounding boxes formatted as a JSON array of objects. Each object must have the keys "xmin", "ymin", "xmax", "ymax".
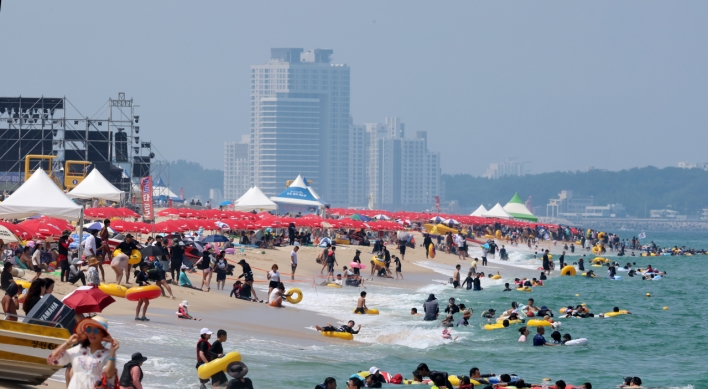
[{"xmin": 442, "ymin": 167, "xmax": 708, "ymax": 217}]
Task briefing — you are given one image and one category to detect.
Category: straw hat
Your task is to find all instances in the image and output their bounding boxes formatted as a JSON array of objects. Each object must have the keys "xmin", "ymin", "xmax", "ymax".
[
  {"xmin": 75, "ymin": 316, "xmax": 112, "ymax": 341},
  {"xmin": 88, "ymin": 257, "xmax": 99, "ymax": 266}
]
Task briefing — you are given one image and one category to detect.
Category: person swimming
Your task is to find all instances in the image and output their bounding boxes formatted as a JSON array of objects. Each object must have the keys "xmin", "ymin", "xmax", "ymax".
[
  {"xmin": 503, "ymin": 283, "xmax": 512, "ymax": 292},
  {"xmin": 562, "ymin": 333, "xmax": 572, "ymax": 344}
]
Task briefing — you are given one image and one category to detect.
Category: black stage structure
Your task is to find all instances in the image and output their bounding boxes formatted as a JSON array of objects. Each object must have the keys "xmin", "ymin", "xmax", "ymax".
[{"xmin": 0, "ymin": 93, "xmax": 162, "ymax": 200}]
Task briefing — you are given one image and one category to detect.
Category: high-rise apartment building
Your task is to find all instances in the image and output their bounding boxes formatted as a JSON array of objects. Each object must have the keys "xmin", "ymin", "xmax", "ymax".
[
  {"xmin": 224, "ymin": 135, "xmax": 250, "ymax": 201},
  {"xmin": 348, "ymin": 117, "xmax": 441, "ymax": 210},
  {"xmin": 484, "ymin": 160, "xmax": 525, "ymax": 179},
  {"xmin": 250, "ymin": 48, "xmax": 351, "ymax": 204}
]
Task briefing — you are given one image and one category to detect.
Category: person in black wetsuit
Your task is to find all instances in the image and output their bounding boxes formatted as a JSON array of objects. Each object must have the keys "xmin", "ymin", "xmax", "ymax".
[
  {"xmin": 170, "ymin": 240, "xmax": 185, "ymax": 281},
  {"xmin": 462, "ymin": 271, "xmax": 473, "ymax": 290},
  {"xmin": 444, "ymin": 297, "xmax": 459, "ymax": 315},
  {"xmin": 473, "ymin": 274, "xmax": 483, "ymax": 291},
  {"xmin": 237, "ymin": 259, "xmax": 253, "ymax": 281},
  {"xmin": 316, "ymin": 320, "xmax": 361, "ymax": 334},
  {"xmin": 208, "ymin": 329, "xmax": 229, "ymax": 387},
  {"xmin": 423, "ymin": 234, "xmax": 433, "ymax": 258}
]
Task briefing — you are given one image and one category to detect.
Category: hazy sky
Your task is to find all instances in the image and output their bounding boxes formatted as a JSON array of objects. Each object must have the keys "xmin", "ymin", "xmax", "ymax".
[{"xmin": 2, "ymin": 2, "xmax": 707, "ymax": 175}]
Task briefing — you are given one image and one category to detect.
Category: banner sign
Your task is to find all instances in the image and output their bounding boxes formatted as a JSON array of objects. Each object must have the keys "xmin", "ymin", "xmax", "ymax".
[{"xmin": 140, "ymin": 176, "xmax": 154, "ymax": 220}]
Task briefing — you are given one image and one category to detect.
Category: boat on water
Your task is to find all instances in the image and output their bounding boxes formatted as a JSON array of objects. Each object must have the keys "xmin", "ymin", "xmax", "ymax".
[{"xmin": 0, "ymin": 319, "xmax": 70, "ymax": 385}]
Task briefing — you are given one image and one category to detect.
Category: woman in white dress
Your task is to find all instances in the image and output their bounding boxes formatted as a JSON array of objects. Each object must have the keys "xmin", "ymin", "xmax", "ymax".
[{"xmin": 47, "ymin": 316, "xmax": 120, "ymax": 389}]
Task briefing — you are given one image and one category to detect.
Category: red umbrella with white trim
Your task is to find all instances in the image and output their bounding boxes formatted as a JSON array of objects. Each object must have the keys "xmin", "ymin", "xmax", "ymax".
[{"xmin": 62, "ymin": 286, "xmax": 115, "ymax": 314}]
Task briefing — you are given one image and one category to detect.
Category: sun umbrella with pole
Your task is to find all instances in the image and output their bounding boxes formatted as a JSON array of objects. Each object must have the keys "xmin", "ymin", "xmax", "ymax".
[
  {"xmin": 62, "ymin": 286, "xmax": 115, "ymax": 314},
  {"xmin": 201, "ymin": 235, "xmax": 229, "ymax": 243}
]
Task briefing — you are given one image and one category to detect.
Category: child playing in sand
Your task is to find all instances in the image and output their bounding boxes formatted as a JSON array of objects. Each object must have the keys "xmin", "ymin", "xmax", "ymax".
[{"xmin": 176, "ymin": 300, "xmax": 201, "ymax": 321}]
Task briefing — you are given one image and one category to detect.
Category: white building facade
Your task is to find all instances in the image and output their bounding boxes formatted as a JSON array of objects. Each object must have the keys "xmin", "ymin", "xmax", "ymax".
[
  {"xmin": 250, "ymin": 48, "xmax": 351, "ymax": 204},
  {"xmin": 348, "ymin": 117, "xmax": 441, "ymax": 210},
  {"xmin": 224, "ymin": 136, "xmax": 250, "ymax": 201},
  {"xmin": 484, "ymin": 160, "xmax": 525, "ymax": 179}
]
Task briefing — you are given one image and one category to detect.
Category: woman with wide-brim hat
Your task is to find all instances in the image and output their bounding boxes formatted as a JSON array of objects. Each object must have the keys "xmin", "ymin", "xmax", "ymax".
[
  {"xmin": 225, "ymin": 362, "xmax": 253, "ymax": 389},
  {"xmin": 47, "ymin": 316, "xmax": 120, "ymax": 389}
]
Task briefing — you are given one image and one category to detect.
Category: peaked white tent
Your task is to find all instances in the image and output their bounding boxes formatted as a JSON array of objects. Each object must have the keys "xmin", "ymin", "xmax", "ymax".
[
  {"xmin": 233, "ymin": 186, "xmax": 277, "ymax": 212},
  {"xmin": 482, "ymin": 203, "xmax": 512, "ymax": 219},
  {"xmin": 470, "ymin": 205, "xmax": 488, "ymax": 216},
  {"xmin": 0, "ymin": 169, "xmax": 82, "ymax": 220},
  {"xmin": 234, "ymin": 187, "xmax": 254, "ymax": 203},
  {"xmin": 67, "ymin": 168, "xmax": 124, "ymax": 202}
]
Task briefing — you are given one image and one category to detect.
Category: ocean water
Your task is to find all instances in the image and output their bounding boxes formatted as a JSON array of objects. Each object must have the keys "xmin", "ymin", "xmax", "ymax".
[{"xmin": 80, "ymin": 231, "xmax": 706, "ymax": 388}]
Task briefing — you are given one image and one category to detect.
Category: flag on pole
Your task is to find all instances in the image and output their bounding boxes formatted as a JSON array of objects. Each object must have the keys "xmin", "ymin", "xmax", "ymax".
[{"xmin": 638, "ymin": 232, "xmax": 646, "ymax": 239}]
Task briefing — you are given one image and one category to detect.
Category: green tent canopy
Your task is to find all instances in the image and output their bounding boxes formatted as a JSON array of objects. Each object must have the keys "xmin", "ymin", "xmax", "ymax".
[{"xmin": 503, "ymin": 192, "xmax": 537, "ymax": 222}]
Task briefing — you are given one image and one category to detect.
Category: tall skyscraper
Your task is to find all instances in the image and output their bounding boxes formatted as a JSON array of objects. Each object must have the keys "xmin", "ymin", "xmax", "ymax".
[
  {"xmin": 348, "ymin": 117, "xmax": 442, "ymax": 210},
  {"xmin": 224, "ymin": 135, "xmax": 250, "ymax": 201},
  {"xmin": 250, "ymin": 48, "xmax": 351, "ymax": 204}
]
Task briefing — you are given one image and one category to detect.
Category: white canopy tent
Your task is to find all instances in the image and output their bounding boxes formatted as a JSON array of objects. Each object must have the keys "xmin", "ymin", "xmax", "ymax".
[
  {"xmin": 233, "ymin": 186, "xmax": 277, "ymax": 212},
  {"xmin": 234, "ymin": 187, "xmax": 254, "ymax": 203},
  {"xmin": 470, "ymin": 204, "xmax": 488, "ymax": 216},
  {"xmin": 482, "ymin": 203, "xmax": 513, "ymax": 219},
  {"xmin": 0, "ymin": 169, "xmax": 82, "ymax": 220},
  {"xmin": 67, "ymin": 168, "xmax": 124, "ymax": 202}
]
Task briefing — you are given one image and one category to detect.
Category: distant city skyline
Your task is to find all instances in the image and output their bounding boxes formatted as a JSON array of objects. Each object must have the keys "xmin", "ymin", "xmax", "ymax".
[{"xmin": 3, "ymin": 2, "xmax": 708, "ymax": 176}]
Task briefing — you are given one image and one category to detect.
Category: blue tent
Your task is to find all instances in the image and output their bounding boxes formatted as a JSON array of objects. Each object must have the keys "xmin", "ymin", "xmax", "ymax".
[{"xmin": 270, "ymin": 175, "xmax": 326, "ymax": 212}]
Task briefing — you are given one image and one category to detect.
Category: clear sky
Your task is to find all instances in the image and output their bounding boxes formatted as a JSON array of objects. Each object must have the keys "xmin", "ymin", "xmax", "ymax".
[{"xmin": 2, "ymin": 2, "xmax": 707, "ymax": 175}]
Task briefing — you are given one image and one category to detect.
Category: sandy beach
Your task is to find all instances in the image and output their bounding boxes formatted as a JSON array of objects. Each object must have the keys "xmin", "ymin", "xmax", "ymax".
[{"xmin": 3, "ymin": 230, "xmax": 544, "ymax": 388}]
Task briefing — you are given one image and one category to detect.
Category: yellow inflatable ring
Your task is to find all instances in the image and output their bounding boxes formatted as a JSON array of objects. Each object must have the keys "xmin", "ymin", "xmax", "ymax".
[
  {"xmin": 492, "ymin": 274, "xmax": 502, "ymax": 280},
  {"xmin": 353, "ymin": 308, "xmax": 379, "ymax": 315},
  {"xmin": 447, "ymin": 376, "xmax": 481, "ymax": 387},
  {"xmin": 604, "ymin": 310, "xmax": 629, "ymax": 317},
  {"xmin": 560, "ymin": 266, "xmax": 576, "ymax": 276},
  {"xmin": 527, "ymin": 319, "xmax": 552, "ymax": 327},
  {"xmin": 496, "ymin": 318, "xmax": 522, "ymax": 325},
  {"xmin": 112, "ymin": 248, "xmax": 123, "ymax": 257},
  {"xmin": 125, "ymin": 285, "xmax": 161, "ymax": 301},
  {"xmin": 516, "ymin": 287, "xmax": 532, "ymax": 292},
  {"xmin": 547, "ymin": 254, "xmax": 553, "ymax": 259},
  {"xmin": 326, "ymin": 283, "xmax": 342, "ymax": 288},
  {"xmin": 371, "ymin": 256, "xmax": 385, "ymax": 268},
  {"xmin": 322, "ymin": 331, "xmax": 353, "ymax": 340},
  {"xmin": 14, "ymin": 279, "xmax": 31, "ymax": 290},
  {"xmin": 484, "ymin": 323, "xmax": 505, "ymax": 330},
  {"xmin": 129, "ymin": 249, "xmax": 142, "ymax": 265},
  {"xmin": 99, "ymin": 283, "xmax": 128, "ymax": 298},
  {"xmin": 591, "ymin": 264, "xmax": 603, "ymax": 268},
  {"xmin": 286, "ymin": 288, "xmax": 303, "ymax": 304},
  {"xmin": 197, "ymin": 351, "xmax": 241, "ymax": 380}
]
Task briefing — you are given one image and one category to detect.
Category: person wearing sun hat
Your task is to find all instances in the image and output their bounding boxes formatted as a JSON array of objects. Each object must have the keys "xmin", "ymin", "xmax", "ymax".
[
  {"xmin": 86, "ymin": 257, "xmax": 101, "ymax": 286},
  {"xmin": 119, "ymin": 352, "xmax": 147, "ymax": 389},
  {"xmin": 47, "ymin": 316, "xmax": 120, "ymax": 389},
  {"xmin": 224, "ymin": 361, "xmax": 252, "ymax": 389}
]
